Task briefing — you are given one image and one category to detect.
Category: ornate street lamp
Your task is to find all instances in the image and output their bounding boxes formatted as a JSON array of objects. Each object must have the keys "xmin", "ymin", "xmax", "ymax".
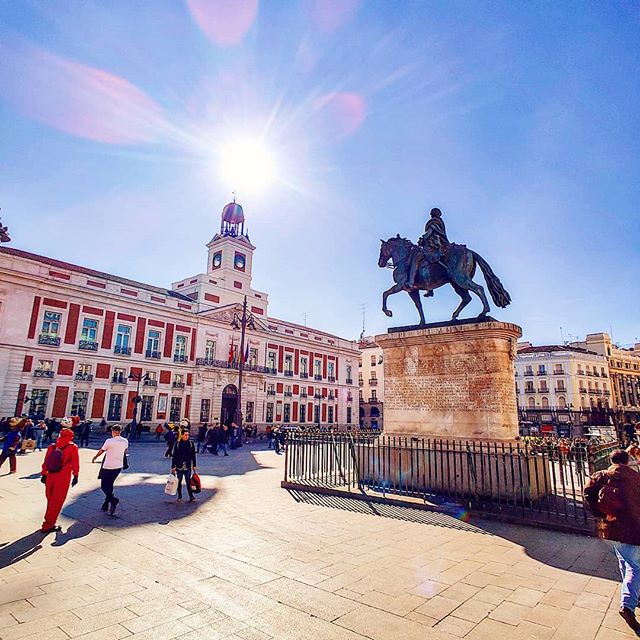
[
  {"xmin": 128, "ymin": 371, "xmax": 150, "ymax": 439},
  {"xmin": 230, "ymin": 295, "xmax": 257, "ymax": 427}
]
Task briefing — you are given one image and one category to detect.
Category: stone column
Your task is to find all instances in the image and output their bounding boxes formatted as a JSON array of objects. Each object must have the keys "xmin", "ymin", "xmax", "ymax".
[{"xmin": 376, "ymin": 320, "xmax": 522, "ymax": 440}]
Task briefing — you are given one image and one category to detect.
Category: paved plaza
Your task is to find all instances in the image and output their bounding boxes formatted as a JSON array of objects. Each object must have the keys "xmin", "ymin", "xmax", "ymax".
[{"xmin": 0, "ymin": 438, "xmax": 634, "ymax": 640}]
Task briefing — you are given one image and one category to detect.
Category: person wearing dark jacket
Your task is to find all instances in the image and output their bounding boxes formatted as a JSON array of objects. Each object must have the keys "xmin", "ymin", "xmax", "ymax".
[
  {"xmin": 171, "ymin": 430, "xmax": 197, "ymax": 502},
  {"xmin": 584, "ymin": 449, "xmax": 640, "ymax": 634},
  {"xmin": 196, "ymin": 423, "xmax": 208, "ymax": 453}
]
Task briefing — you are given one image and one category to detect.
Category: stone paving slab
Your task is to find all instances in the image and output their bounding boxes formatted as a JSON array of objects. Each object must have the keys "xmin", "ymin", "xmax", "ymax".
[{"xmin": 0, "ymin": 441, "xmax": 630, "ymax": 640}]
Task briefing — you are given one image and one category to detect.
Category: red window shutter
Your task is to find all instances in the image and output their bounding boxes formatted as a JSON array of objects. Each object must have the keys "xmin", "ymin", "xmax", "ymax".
[
  {"xmin": 187, "ymin": 373, "xmax": 193, "ymax": 387},
  {"xmin": 307, "ymin": 402, "xmax": 313, "ymax": 420},
  {"xmin": 292, "ymin": 402, "xmax": 299, "ymax": 422},
  {"xmin": 126, "ymin": 391, "xmax": 136, "ymax": 420},
  {"xmin": 91, "ymin": 389, "xmax": 106, "ymax": 418},
  {"xmin": 276, "ymin": 383, "xmax": 283, "ymax": 394},
  {"xmin": 57, "ymin": 359, "xmax": 75, "ymax": 376},
  {"xmin": 321, "ymin": 404, "xmax": 327, "ymax": 422},
  {"xmin": 164, "ymin": 323, "xmax": 174, "ymax": 358},
  {"xmin": 323, "ymin": 355, "xmax": 328, "ymax": 378},
  {"xmin": 278, "ymin": 346, "xmax": 284, "ymax": 373},
  {"xmin": 28, "ymin": 296, "xmax": 41, "ymax": 339},
  {"xmin": 190, "ymin": 327, "xmax": 197, "ymax": 361},
  {"xmin": 130, "ymin": 367, "xmax": 142, "ymax": 378},
  {"xmin": 293, "ymin": 384, "xmax": 299, "ymax": 394},
  {"xmin": 159, "ymin": 370, "xmax": 171, "ymax": 384},
  {"xmin": 15, "ymin": 384, "xmax": 27, "ymax": 415},
  {"xmin": 184, "ymin": 395, "xmax": 191, "ymax": 420},
  {"xmin": 294, "ymin": 349, "xmax": 299, "ymax": 374},
  {"xmin": 102, "ymin": 310, "xmax": 115, "ymax": 350},
  {"xmin": 96, "ymin": 363, "xmax": 110, "ymax": 379},
  {"xmin": 134, "ymin": 317, "xmax": 146, "ymax": 354},
  {"xmin": 23, "ymin": 355, "xmax": 33, "ymax": 373},
  {"xmin": 52, "ymin": 386, "xmax": 69, "ymax": 417},
  {"xmin": 64, "ymin": 304, "xmax": 80, "ymax": 344}
]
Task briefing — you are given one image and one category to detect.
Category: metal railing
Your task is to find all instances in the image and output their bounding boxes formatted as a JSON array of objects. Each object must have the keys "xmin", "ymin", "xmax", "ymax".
[
  {"xmin": 283, "ymin": 434, "xmax": 622, "ymax": 533},
  {"xmin": 38, "ymin": 334, "xmax": 60, "ymax": 346},
  {"xmin": 195, "ymin": 358, "xmax": 274, "ymax": 374}
]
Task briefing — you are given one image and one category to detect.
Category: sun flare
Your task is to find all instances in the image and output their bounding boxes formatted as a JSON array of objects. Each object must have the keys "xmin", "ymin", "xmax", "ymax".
[{"xmin": 219, "ymin": 138, "xmax": 277, "ymax": 194}]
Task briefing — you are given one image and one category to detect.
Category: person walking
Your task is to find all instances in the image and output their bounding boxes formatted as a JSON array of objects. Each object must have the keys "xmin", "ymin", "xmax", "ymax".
[
  {"xmin": 40, "ymin": 419, "xmax": 80, "ymax": 533},
  {"xmin": 0, "ymin": 418, "xmax": 23, "ymax": 473},
  {"xmin": 219, "ymin": 424, "xmax": 230, "ymax": 456},
  {"xmin": 584, "ymin": 449, "xmax": 640, "ymax": 634},
  {"xmin": 33, "ymin": 420, "xmax": 46, "ymax": 451},
  {"xmin": 155, "ymin": 424, "xmax": 164, "ymax": 441},
  {"xmin": 196, "ymin": 423, "xmax": 208, "ymax": 453},
  {"xmin": 171, "ymin": 430, "xmax": 197, "ymax": 502},
  {"xmin": 79, "ymin": 420, "xmax": 92, "ymax": 448},
  {"xmin": 164, "ymin": 425, "xmax": 177, "ymax": 458},
  {"xmin": 92, "ymin": 424, "xmax": 128, "ymax": 515}
]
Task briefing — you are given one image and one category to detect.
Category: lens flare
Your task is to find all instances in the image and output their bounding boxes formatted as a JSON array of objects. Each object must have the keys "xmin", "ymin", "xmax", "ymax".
[
  {"xmin": 219, "ymin": 138, "xmax": 277, "ymax": 193},
  {"xmin": 187, "ymin": 0, "xmax": 259, "ymax": 47}
]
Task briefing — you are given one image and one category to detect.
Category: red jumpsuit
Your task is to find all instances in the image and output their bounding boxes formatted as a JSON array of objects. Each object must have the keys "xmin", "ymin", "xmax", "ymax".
[{"xmin": 41, "ymin": 430, "xmax": 80, "ymax": 531}]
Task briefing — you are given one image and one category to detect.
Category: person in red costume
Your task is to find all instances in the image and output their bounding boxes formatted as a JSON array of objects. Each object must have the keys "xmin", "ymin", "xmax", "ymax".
[{"xmin": 40, "ymin": 418, "xmax": 80, "ymax": 533}]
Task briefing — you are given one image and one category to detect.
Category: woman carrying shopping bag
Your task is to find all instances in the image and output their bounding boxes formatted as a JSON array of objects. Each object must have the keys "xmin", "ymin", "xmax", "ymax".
[
  {"xmin": 92, "ymin": 424, "xmax": 128, "ymax": 515},
  {"xmin": 171, "ymin": 430, "xmax": 197, "ymax": 502}
]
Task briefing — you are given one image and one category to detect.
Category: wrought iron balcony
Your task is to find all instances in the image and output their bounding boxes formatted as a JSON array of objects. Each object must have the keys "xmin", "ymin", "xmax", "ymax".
[
  {"xmin": 604, "ymin": 390, "xmax": 611, "ymax": 396},
  {"xmin": 368, "ymin": 397, "xmax": 378, "ymax": 403},
  {"xmin": 267, "ymin": 389, "xmax": 276, "ymax": 396},
  {"xmin": 577, "ymin": 371, "xmax": 585, "ymax": 376},
  {"xmin": 328, "ymin": 376, "xmax": 336, "ymax": 383},
  {"xmin": 358, "ymin": 379, "xmax": 364, "ymax": 386},
  {"xmin": 38, "ymin": 334, "xmax": 60, "ymax": 346},
  {"xmin": 524, "ymin": 389, "xmax": 536, "ymax": 394},
  {"xmin": 79, "ymin": 340, "xmax": 98, "ymax": 351},
  {"xmin": 145, "ymin": 350, "xmax": 161, "ymax": 359},
  {"xmin": 300, "ymin": 372, "xmax": 309, "ymax": 379},
  {"xmin": 602, "ymin": 373, "xmax": 609, "ymax": 378},
  {"xmin": 284, "ymin": 391, "xmax": 293, "ymax": 397},
  {"xmin": 300, "ymin": 391, "xmax": 308, "ymax": 398},
  {"xmin": 347, "ymin": 394, "xmax": 353, "ymax": 402},
  {"xmin": 524, "ymin": 371, "xmax": 534, "ymax": 376},
  {"xmin": 284, "ymin": 370, "xmax": 294, "ymax": 377},
  {"xmin": 539, "ymin": 388, "xmax": 549, "ymax": 394},
  {"xmin": 555, "ymin": 387, "xmax": 566, "ymax": 393},
  {"xmin": 143, "ymin": 379, "xmax": 158, "ymax": 387},
  {"xmin": 579, "ymin": 388, "xmax": 587, "ymax": 394},
  {"xmin": 112, "ymin": 375, "xmax": 127, "ymax": 384},
  {"xmin": 313, "ymin": 393, "xmax": 323, "ymax": 400},
  {"xmin": 585, "ymin": 371, "xmax": 593, "ymax": 376},
  {"xmin": 553, "ymin": 370, "xmax": 564, "ymax": 375},
  {"xmin": 114, "ymin": 345, "xmax": 131, "ymax": 356},
  {"xmin": 33, "ymin": 370, "xmax": 54, "ymax": 378},
  {"xmin": 194, "ymin": 357, "xmax": 273, "ymax": 374},
  {"xmin": 174, "ymin": 354, "xmax": 188, "ymax": 363},
  {"xmin": 593, "ymin": 372, "xmax": 600, "ymax": 377},
  {"xmin": 346, "ymin": 378, "xmax": 353, "ymax": 384},
  {"xmin": 172, "ymin": 382, "xmax": 185, "ymax": 389},
  {"xmin": 368, "ymin": 379, "xmax": 378, "ymax": 386},
  {"xmin": 75, "ymin": 373, "xmax": 93, "ymax": 382},
  {"xmin": 537, "ymin": 371, "xmax": 547, "ymax": 376},
  {"xmin": 328, "ymin": 393, "xmax": 335, "ymax": 401},
  {"xmin": 314, "ymin": 374, "xmax": 323, "ymax": 381}
]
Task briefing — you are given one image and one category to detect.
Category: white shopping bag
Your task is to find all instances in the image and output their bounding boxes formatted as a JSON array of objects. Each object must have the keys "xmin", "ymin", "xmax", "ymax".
[{"xmin": 164, "ymin": 474, "xmax": 178, "ymax": 496}]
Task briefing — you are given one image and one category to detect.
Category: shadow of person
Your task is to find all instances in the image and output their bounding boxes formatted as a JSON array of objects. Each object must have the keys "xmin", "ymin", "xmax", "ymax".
[
  {"xmin": 19, "ymin": 472, "xmax": 43, "ymax": 480},
  {"xmin": 51, "ymin": 521, "xmax": 94, "ymax": 547},
  {"xmin": 0, "ymin": 530, "xmax": 46, "ymax": 568}
]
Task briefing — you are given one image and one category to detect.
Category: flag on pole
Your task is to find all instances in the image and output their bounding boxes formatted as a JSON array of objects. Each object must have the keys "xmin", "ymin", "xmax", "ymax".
[
  {"xmin": 243, "ymin": 344, "xmax": 249, "ymax": 364},
  {"xmin": 228, "ymin": 338, "xmax": 235, "ymax": 364}
]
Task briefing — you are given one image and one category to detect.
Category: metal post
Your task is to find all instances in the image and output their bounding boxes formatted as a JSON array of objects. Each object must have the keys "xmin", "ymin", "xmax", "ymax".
[{"xmin": 235, "ymin": 296, "xmax": 248, "ymax": 427}]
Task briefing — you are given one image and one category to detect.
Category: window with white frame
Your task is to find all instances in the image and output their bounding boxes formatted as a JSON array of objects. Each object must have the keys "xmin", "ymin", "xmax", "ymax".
[
  {"xmin": 314, "ymin": 359, "xmax": 322, "ymax": 376},
  {"xmin": 36, "ymin": 359, "xmax": 54, "ymax": 372},
  {"xmin": 300, "ymin": 357, "xmax": 308, "ymax": 375},
  {"xmin": 284, "ymin": 354, "xmax": 293, "ymax": 373},
  {"xmin": 174, "ymin": 334, "xmax": 188, "ymax": 361},
  {"xmin": 248, "ymin": 347, "xmax": 258, "ymax": 367},
  {"xmin": 267, "ymin": 351, "xmax": 277, "ymax": 370},
  {"xmin": 115, "ymin": 324, "xmax": 131, "ymax": 349},
  {"xmin": 328, "ymin": 361, "xmax": 335, "ymax": 379},
  {"xmin": 204, "ymin": 339, "xmax": 216, "ymax": 360},
  {"xmin": 370, "ymin": 355, "xmax": 376, "ymax": 366},
  {"xmin": 41, "ymin": 311, "xmax": 62, "ymax": 337},
  {"xmin": 146, "ymin": 330, "xmax": 161, "ymax": 354},
  {"xmin": 80, "ymin": 318, "xmax": 99, "ymax": 343}
]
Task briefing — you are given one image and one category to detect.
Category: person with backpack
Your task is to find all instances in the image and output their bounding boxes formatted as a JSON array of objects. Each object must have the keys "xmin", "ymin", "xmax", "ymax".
[
  {"xmin": 0, "ymin": 418, "xmax": 24, "ymax": 474},
  {"xmin": 584, "ymin": 449, "xmax": 640, "ymax": 634},
  {"xmin": 40, "ymin": 418, "xmax": 80, "ymax": 533},
  {"xmin": 92, "ymin": 424, "xmax": 128, "ymax": 515},
  {"xmin": 171, "ymin": 429, "xmax": 197, "ymax": 502}
]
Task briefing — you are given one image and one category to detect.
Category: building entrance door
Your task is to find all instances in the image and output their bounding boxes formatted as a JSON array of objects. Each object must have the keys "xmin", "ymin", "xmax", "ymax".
[{"xmin": 221, "ymin": 384, "xmax": 238, "ymax": 426}]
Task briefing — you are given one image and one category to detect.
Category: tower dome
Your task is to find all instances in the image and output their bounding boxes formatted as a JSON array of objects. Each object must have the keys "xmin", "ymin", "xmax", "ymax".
[{"xmin": 220, "ymin": 200, "xmax": 246, "ymax": 237}]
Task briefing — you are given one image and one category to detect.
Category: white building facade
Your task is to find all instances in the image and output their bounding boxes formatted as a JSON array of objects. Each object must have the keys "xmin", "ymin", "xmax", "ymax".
[
  {"xmin": 0, "ymin": 202, "xmax": 359, "ymax": 428},
  {"xmin": 358, "ymin": 337, "xmax": 383, "ymax": 429}
]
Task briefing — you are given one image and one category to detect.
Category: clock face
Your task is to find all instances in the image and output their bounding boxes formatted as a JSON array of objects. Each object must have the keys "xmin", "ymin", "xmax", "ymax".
[
  {"xmin": 234, "ymin": 253, "xmax": 246, "ymax": 271},
  {"xmin": 212, "ymin": 252, "xmax": 222, "ymax": 269}
]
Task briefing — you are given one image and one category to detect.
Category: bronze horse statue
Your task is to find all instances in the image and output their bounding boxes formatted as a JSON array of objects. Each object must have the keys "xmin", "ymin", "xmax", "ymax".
[{"xmin": 378, "ymin": 235, "xmax": 511, "ymax": 325}]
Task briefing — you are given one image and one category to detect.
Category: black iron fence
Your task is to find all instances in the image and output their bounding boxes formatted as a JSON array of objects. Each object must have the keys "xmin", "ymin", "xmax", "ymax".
[{"xmin": 282, "ymin": 434, "xmax": 622, "ymax": 533}]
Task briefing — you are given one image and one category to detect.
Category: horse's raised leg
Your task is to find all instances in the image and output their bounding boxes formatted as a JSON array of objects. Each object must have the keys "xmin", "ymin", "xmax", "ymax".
[
  {"xmin": 382, "ymin": 283, "xmax": 403, "ymax": 317},
  {"xmin": 452, "ymin": 275, "xmax": 490, "ymax": 317},
  {"xmin": 450, "ymin": 283, "xmax": 472, "ymax": 321},
  {"xmin": 408, "ymin": 289, "xmax": 426, "ymax": 325}
]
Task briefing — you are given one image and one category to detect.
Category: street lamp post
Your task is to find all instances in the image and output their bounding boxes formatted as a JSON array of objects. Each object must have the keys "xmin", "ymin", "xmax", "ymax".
[
  {"xmin": 230, "ymin": 296, "xmax": 256, "ymax": 428},
  {"xmin": 128, "ymin": 371, "xmax": 149, "ymax": 439}
]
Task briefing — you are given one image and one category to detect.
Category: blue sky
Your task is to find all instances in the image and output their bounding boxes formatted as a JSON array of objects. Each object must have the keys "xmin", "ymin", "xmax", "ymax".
[{"xmin": 1, "ymin": 1, "xmax": 639, "ymax": 346}]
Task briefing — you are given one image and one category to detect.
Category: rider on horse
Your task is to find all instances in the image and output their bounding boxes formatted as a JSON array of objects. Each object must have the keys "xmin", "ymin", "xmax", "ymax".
[{"xmin": 406, "ymin": 208, "xmax": 450, "ymax": 293}]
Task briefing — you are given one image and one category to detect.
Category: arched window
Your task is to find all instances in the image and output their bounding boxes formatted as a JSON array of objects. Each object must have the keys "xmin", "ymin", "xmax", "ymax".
[
  {"xmin": 541, "ymin": 397, "xmax": 549, "ymax": 408},
  {"xmin": 528, "ymin": 397, "xmax": 535, "ymax": 408},
  {"xmin": 557, "ymin": 396, "xmax": 566, "ymax": 408},
  {"xmin": 370, "ymin": 407, "xmax": 380, "ymax": 418}
]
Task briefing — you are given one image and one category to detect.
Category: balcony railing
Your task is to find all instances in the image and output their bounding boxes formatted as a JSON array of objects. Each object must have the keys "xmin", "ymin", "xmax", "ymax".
[
  {"xmin": 174, "ymin": 354, "xmax": 188, "ymax": 363},
  {"xmin": 358, "ymin": 380, "xmax": 364, "ymax": 387},
  {"xmin": 75, "ymin": 373, "xmax": 93, "ymax": 382},
  {"xmin": 114, "ymin": 345, "xmax": 131, "ymax": 356},
  {"xmin": 604, "ymin": 390, "xmax": 611, "ymax": 396},
  {"xmin": 368, "ymin": 379, "xmax": 378, "ymax": 386},
  {"xmin": 593, "ymin": 372, "xmax": 600, "ymax": 377},
  {"xmin": 194, "ymin": 358, "xmax": 274, "ymax": 374},
  {"xmin": 313, "ymin": 393, "xmax": 324, "ymax": 400},
  {"xmin": 172, "ymin": 382, "xmax": 185, "ymax": 389},
  {"xmin": 579, "ymin": 388, "xmax": 587, "ymax": 394},
  {"xmin": 585, "ymin": 371, "xmax": 593, "ymax": 376},
  {"xmin": 328, "ymin": 393, "xmax": 335, "ymax": 401},
  {"xmin": 143, "ymin": 379, "xmax": 158, "ymax": 387},
  {"xmin": 79, "ymin": 340, "xmax": 98, "ymax": 351},
  {"xmin": 539, "ymin": 388, "xmax": 549, "ymax": 394},
  {"xmin": 524, "ymin": 371, "xmax": 533, "ymax": 376},
  {"xmin": 284, "ymin": 391, "xmax": 293, "ymax": 397},
  {"xmin": 525, "ymin": 389, "xmax": 536, "ymax": 394},
  {"xmin": 300, "ymin": 372, "xmax": 309, "ymax": 379},
  {"xmin": 602, "ymin": 373, "xmax": 609, "ymax": 378},
  {"xmin": 553, "ymin": 370, "xmax": 564, "ymax": 375},
  {"xmin": 368, "ymin": 397, "xmax": 378, "ymax": 403},
  {"xmin": 537, "ymin": 371, "xmax": 547, "ymax": 376},
  {"xmin": 314, "ymin": 374, "xmax": 323, "ymax": 381},
  {"xmin": 267, "ymin": 389, "xmax": 276, "ymax": 396},
  {"xmin": 112, "ymin": 375, "xmax": 127, "ymax": 384},
  {"xmin": 145, "ymin": 350, "xmax": 161, "ymax": 359},
  {"xmin": 284, "ymin": 370, "xmax": 294, "ymax": 377},
  {"xmin": 346, "ymin": 378, "xmax": 353, "ymax": 384},
  {"xmin": 328, "ymin": 376, "xmax": 336, "ymax": 383},
  {"xmin": 300, "ymin": 391, "xmax": 308, "ymax": 398},
  {"xmin": 555, "ymin": 388, "xmax": 566, "ymax": 393},
  {"xmin": 347, "ymin": 395, "xmax": 353, "ymax": 402},
  {"xmin": 33, "ymin": 370, "xmax": 54, "ymax": 378},
  {"xmin": 38, "ymin": 334, "xmax": 60, "ymax": 346}
]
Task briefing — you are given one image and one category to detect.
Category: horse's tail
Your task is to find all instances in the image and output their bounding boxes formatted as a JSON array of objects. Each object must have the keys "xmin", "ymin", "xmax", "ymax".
[{"xmin": 471, "ymin": 251, "xmax": 511, "ymax": 308}]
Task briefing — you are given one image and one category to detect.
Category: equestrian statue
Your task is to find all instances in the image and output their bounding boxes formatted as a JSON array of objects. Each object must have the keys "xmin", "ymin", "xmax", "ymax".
[{"xmin": 378, "ymin": 207, "xmax": 511, "ymax": 325}]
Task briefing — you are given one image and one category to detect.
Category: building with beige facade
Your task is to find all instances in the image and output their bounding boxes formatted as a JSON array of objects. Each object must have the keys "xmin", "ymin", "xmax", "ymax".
[
  {"xmin": 0, "ymin": 201, "xmax": 359, "ymax": 428},
  {"xmin": 569, "ymin": 333, "xmax": 640, "ymax": 423},
  {"xmin": 358, "ymin": 337, "xmax": 383, "ymax": 429}
]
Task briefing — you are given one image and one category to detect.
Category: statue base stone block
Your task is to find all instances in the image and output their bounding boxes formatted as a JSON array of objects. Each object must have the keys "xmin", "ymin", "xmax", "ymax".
[{"xmin": 375, "ymin": 318, "xmax": 522, "ymax": 440}]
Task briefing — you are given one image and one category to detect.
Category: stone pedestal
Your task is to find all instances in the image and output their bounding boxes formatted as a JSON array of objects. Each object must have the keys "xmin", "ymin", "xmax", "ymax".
[{"xmin": 375, "ymin": 319, "xmax": 522, "ymax": 440}]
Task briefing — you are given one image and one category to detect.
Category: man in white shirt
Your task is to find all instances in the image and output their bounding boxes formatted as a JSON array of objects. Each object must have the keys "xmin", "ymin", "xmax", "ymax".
[{"xmin": 92, "ymin": 424, "xmax": 128, "ymax": 515}]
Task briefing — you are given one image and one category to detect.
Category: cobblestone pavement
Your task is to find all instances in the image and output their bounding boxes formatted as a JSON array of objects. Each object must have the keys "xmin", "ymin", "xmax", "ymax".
[{"xmin": 0, "ymin": 439, "xmax": 632, "ymax": 640}]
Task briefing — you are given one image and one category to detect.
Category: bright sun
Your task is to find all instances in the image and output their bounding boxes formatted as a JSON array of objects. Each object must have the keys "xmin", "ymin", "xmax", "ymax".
[{"xmin": 219, "ymin": 138, "xmax": 277, "ymax": 194}]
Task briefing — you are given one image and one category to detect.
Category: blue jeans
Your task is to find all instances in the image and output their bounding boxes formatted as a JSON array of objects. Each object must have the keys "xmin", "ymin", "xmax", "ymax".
[
  {"xmin": 612, "ymin": 541, "xmax": 640, "ymax": 610},
  {"xmin": 35, "ymin": 432, "xmax": 44, "ymax": 451}
]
